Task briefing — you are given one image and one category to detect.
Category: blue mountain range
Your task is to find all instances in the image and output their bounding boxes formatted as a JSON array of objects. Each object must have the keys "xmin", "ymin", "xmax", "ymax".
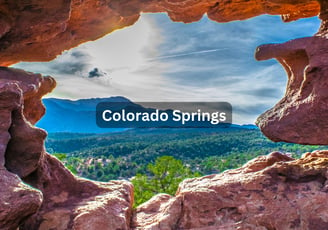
[
  {"xmin": 37, "ymin": 97, "xmax": 258, "ymax": 133},
  {"xmin": 37, "ymin": 97, "xmax": 131, "ymax": 133}
]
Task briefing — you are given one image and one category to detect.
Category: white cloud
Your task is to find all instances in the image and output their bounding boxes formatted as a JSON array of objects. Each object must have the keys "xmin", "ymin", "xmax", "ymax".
[{"xmin": 12, "ymin": 13, "xmax": 320, "ymax": 124}]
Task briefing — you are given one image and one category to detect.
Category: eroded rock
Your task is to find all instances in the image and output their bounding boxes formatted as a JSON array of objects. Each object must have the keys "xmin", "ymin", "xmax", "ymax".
[
  {"xmin": 255, "ymin": 36, "xmax": 328, "ymax": 144},
  {"xmin": 255, "ymin": 1, "xmax": 328, "ymax": 144},
  {"xmin": 22, "ymin": 154, "xmax": 133, "ymax": 229},
  {"xmin": 0, "ymin": 73, "xmax": 45, "ymax": 230},
  {"xmin": 1, "ymin": 67, "xmax": 328, "ymax": 229},
  {"xmin": 133, "ymin": 151, "xmax": 328, "ymax": 229},
  {"xmin": 0, "ymin": 0, "xmax": 325, "ymax": 144},
  {"xmin": 0, "ymin": 67, "xmax": 54, "ymax": 178},
  {"xmin": 0, "ymin": 67, "xmax": 133, "ymax": 229},
  {"xmin": 0, "ymin": 0, "xmax": 320, "ymax": 66},
  {"xmin": 0, "ymin": 170, "xmax": 43, "ymax": 230},
  {"xmin": 0, "ymin": 0, "xmax": 328, "ymax": 229},
  {"xmin": 132, "ymin": 194, "xmax": 182, "ymax": 229}
]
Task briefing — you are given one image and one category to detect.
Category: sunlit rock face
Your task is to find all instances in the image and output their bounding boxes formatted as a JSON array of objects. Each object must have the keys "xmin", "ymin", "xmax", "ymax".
[
  {"xmin": 0, "ymin": 72, "xmax": 45, "ymax": 229},
  {"xmin": 0, "ymin": 68, "xmax": 133, "ymax": 230},
  {"xmin": 0, "ymin": 0, "xmax": 326, "ymax": 144},
  {"xmin": 133, "ymin": 151, "xmax": 328, "ymax": 229},
  {"xmin": 0, "ymin": 170, "xmax": 42, "ymax": 230},
  {"xmin": 0, "ymin": 68, "xmax": 54, "ymax": 178},
  {"xmin": 0, "ymin": 0, "xmax": 320, "ymax": 66},
  {"xmin": 256, "ymin": 0, "xmax": 328, "ymax": 144},
  {"xmin": 0, "ymin": 0, "xmax": 328, "ymax": 229}
]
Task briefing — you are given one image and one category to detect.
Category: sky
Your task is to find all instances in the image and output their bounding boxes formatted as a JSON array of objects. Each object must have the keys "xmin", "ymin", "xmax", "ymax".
[{"xmin": 13, "ymin": 13, "xmax": 320, "ymax": 124}]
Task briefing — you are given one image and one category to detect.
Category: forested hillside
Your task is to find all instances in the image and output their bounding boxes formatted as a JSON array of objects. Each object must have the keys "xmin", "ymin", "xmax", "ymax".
[{"xmin": 47, "ymin": 127, "xmax": 327, "ymax": 182}]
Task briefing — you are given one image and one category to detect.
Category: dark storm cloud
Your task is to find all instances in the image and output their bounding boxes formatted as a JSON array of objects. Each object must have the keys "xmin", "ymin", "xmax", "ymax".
[
  {"xmin": 12, "ymin": 49, "xmax": 93, "ymax": 77},
  {"xmin": 50, "ymin": 50, "xmax": 92, "ymax": 75},
  {"xmin": 53, "ymin": 61, "xmax": 88, "ymax": 75},
  {"xmin": 14, "ymin": 49, "xmax": 94, "ymax": 76},
  {"xmin": 88, "ymin": 68, "xmax": 107, "ymax": 78},
  {"xmin": 70, "ymin": 50, "xmax": 87, "ymax": 58}
]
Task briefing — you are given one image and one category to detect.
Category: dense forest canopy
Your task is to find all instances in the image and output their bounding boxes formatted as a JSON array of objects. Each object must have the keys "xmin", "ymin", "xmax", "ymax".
[{"xmin": 48, "ymin": 127, "xmax": 326, "ymax": 181}]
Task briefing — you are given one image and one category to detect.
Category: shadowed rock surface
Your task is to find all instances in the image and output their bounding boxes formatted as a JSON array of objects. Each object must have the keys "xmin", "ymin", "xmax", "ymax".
[
  {"xmin": 133, "ymin": 151, "xmax": 328, "ymax": 229},
  {"xmin": 0, "ymin": 0, "xmax": 327, "ymax": 144},
  {"xmin": 0, "ymin": 67, "xmax": 328, "ymax": 229},
  {"xmin": 0, "ymin": 170, "xmax": 42, "ymax": 230},
  {"xmin": 255, "ymin": 36, "xmax": 328, "ymax": 144},
  {"xmin": 0, "ymin": 0, "xmax": 328, "ymax": 229},
  {"xmin": 0, "ymin": 0, "xmax": 320, "ymax": 66},
  {"xmin": 255, "ymin": 0, "xmax": 328, "ymax": 144},
  {"xmin": 0, "ymin": 68, "xmax": 133, "ymax": 230}
]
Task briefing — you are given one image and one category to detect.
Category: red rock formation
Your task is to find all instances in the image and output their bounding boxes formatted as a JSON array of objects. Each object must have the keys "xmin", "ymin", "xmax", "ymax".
[
  {"xmin": 22, "ymin": 154, "xmax": 133, "ymax": 230},
  {"xmin": 0, "ymin": 68, "xmax": 133, "ymax": 230},
  {"xmin": 0, "ymin": 0, "xmax": 325, "ymax": 145},
  {"xmin": 0, "ymin": 68, "xmax": 54, "ymax": 178},
  {"xmin": 0, "ymin": 0, "xmax": 326, "ymax": 145},
  {"xmin": 133, "ymin": 151, "xmax": 328, "ymax": 229},
  {"xmin": 0, "ymin": 69, "xmax": 48, "ymax": 229},
  {"xmin": 0, "ymin": 170, "xmax": 42, "ymax": 230},
  {"xmin": 255, "ymin": 36, "xmax": 328, "ymax": 144},
  {"xmin": 0, "ymin": 0, "xmax": 320, "ymax": 66},
  {"xmin": 255, "ymin": 0, "xmax": 328, "ymax": 144},
  {"xmin": 1, "ymin": 67, "xmax": 327, "ymax": 229},
  {"xmin": 1, "ymin": 0, "xmax": 328, "ymax": 229}
]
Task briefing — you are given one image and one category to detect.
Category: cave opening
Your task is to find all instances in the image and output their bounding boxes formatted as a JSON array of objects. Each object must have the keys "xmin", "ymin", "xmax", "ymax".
[
  {"xmin": 12, "ymin": 13, "xmax": 320, "ymax": 126},
  {"xmin": 1, "ymin": 1, "xmax": 328, "ymax": 229}
]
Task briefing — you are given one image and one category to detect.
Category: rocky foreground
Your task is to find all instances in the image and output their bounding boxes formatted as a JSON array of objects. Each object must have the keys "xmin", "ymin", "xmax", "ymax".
[
  {"xmin": 1, "ymin": 0, "xmax": 328, "ymax": 229},
  {"xmin": 0, "ymin": 0, "xmax": 328, "ymax": 144},
  {"xmin": 0, "ymin": 67, "xmax": 327, "ymax": 229},
  {"xmin": 0, "ymin": 68, "xmax": 133, "ymax": 230},
  {"xmin": 133, "ymin": 151, "xmax": 328, "ymax": 229}
]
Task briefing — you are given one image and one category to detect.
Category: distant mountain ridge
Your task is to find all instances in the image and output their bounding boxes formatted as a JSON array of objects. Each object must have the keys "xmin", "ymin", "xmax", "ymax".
[
  {"xmin": 37, "ymin": 97, "xmax": 258, "ymax": 133},
  {"xmin": 43, "ymin": 96, "xmax": 131, "ymax": 111},
  {"xmin": 37, "ymin": 96, "xmax": 131, "ymax": 133}
]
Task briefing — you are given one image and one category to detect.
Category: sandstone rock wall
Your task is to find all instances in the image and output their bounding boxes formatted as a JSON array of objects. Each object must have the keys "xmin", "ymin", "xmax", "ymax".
[
  {"xmin": 0, "ymin": 68, "xmax": 327, "ymax": 229},
  {"xmin": 133, "ymin": 151, "xmax": 328, "ymax": 229},
  {"xmin": 256, "ymin": 0, "xmax": 328, "ymax": 144},
  {"xmin": 0, "ymin": 68, "xmax": 133, "ymax": 230},
  {"xmin": 0, "ymin": 0, "xmax": 327, "ymax": 144},
  {"xmin": 0, "ymin": 0, "xmax": 328, "ymax": 229},
  {"xmin": 0, "ymin": 0, "xmax": 320, "ymax": 66}
]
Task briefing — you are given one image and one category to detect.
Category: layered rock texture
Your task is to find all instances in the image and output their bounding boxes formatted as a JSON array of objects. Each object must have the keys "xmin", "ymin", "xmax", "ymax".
[
  {"xmin": 133, "ymin": 151, "xmax": 328, "ymax": 229},
  {"xmin": 0, "ymin": 0, "xmax": 327, "ymax": 144},
  {"xmin": 0, "ymin": 68, "xmax": 133, "ymax": 230},
  {"xmin": 0, "ymin": 0, "xmax": 321, "ymax": 66},
  {"xmin": 1, "ymin": 0, "xmax": 328, "ymax": 229},
  {"xmin": 255, "ymin": 0, "xmax": 328, "ymax": 144}
]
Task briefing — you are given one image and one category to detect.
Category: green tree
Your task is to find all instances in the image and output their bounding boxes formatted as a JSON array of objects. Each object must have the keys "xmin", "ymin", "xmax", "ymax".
[
  {"xmin": 52, "ymin": 153, "xmax": 67, "ymax": 161},
  {"xmin": 132, "ymin": 156, "xmax": 201, "ymax": 207}
]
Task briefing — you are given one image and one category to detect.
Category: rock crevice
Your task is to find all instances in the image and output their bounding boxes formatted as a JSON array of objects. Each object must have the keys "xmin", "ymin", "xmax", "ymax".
[
  {"xmin": 0, "ymin": 68, "xmax": 133, "ymax": 230},
  {"xmin": 252, "ymin": 0, "xmax": 328, "ymax": 144},
  {"xmin": 0, "ymin": 0, "xmax": 321, "ymax": 66},
  {"xmin": 0, "ymin": 0, "xmax": 328, "ymax": 229},
  {"xmin": 255, "ymin": 36, "xmax": 328, "ymax": 144},
  {"xmin": 133, "ymin": 151, "xmax": 328, "ymax": 229}
]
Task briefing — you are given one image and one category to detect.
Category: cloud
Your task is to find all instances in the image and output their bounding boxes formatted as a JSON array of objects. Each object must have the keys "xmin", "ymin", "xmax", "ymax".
[
  {"xmin": 12, "ymin": 13, "xmax": 320, "ymax": 124},
  {"xmin": 147, "ymin": 48, "xmax": 228, "ymax": 61},
  {"xmin": 236, "ymin": 88, "xmax": 283, "ymax": 98},
  {"xmin": 52, "ymin": 50, "xmax": 91, "ymax": 75},
  {"xmin": 88, "ymin": 68, "xmax": 107, "ymax": 78},
  {"xmin": 13, "ymin": 49, "xmax": 92, "ymax": 77}
]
